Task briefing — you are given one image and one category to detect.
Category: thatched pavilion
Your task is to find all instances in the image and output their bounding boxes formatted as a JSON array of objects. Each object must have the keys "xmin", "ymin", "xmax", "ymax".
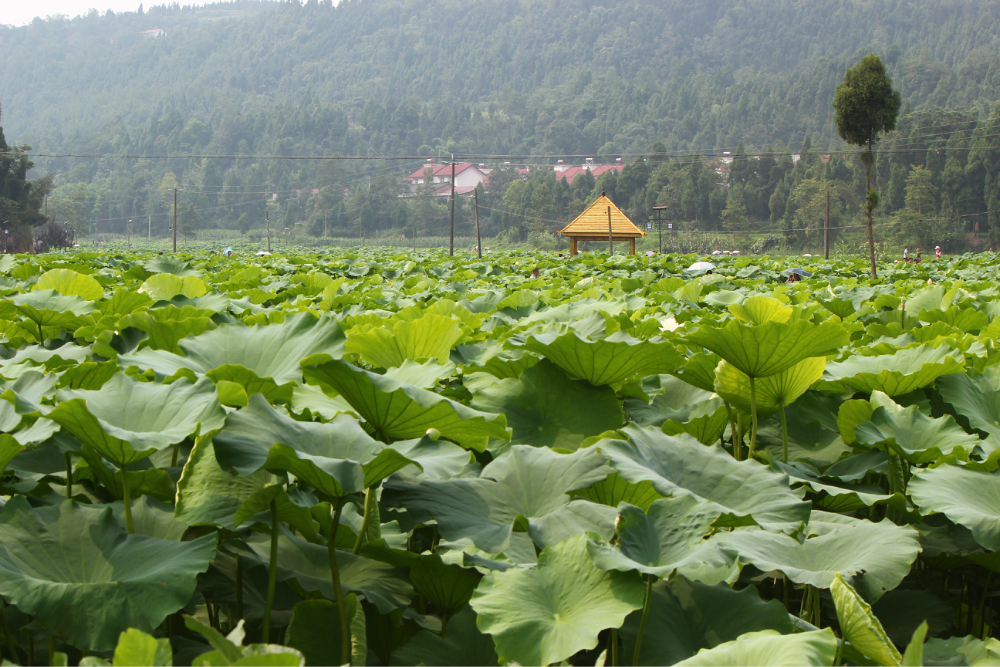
[{"xmin": 558, "ymin": 193, "xmax": 647, "ymax": 256}]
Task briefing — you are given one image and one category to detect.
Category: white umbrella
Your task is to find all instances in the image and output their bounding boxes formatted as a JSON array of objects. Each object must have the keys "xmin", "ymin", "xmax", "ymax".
[{"xmin": 688, "ymin": 261, "xmax": 716, "ymax": 271}]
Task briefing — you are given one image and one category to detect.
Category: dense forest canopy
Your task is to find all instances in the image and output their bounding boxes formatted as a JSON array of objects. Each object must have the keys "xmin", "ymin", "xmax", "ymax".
[{"xmin": 5, "ymin": 0, "xmax": 1000, "ymax": 247}]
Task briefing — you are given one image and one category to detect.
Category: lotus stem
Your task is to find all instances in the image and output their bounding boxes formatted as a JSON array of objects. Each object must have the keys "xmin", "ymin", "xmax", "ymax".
[
  {"xmin": 609, "ymin": 628, "xmax": 618, "ymax": 666},
  {"xmin": 352, "ymin": 487, "xmax": 375, "ymax": 555},
  {"xmin": 748, "ymin": 376, "xmax": 759, "ymax": 458},
  {"xmin": 262, "ymin": 499, "xmax": 279, "ymax": 643},
  {"xmin": 36, "ymin": 321, "xmax": 44, "ymax": 345},
  {"xmin": 121, "ymin": 467, "xmax": 134, "ymax": 534},
  {"xmin": 0, "ymin": 598, "xmax": 21, "ymax": 665},
  {"xmin": 171, "ymin": 443, "xmax": 179, "ymax": 468},
  {"xmin": 833, "ymin": 634, "xmax": 844, "ymax": 666},
  {"xmin": 632, "ymin": 575, "xmax": 656, "ymax": 666},
  {"xmin": 723, "ymin": 401, "xmax": 737, "ymax": 459},
  {"xmin": 779, "ymin": 404, "xmax": 789, "ymax": 464},
  {"xmin": 64, "ymin": 454, "xmax": 72, "ymax": 499},
  {"xmin": 235, "ymin": 554, "xmax": 244, "ymax": 623},
  {"xmin": 328, "ymin": 499, "xmax": 351, "ymax": 666}
]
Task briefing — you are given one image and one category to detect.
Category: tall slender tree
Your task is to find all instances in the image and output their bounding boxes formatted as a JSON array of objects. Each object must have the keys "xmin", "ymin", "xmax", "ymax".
[{"xmin": 833, "ymin": 54, "xmax": 901, "ymax": 278}]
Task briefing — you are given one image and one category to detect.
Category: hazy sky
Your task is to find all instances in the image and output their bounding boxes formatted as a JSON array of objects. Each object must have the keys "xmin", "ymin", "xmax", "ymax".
[{"xmin": 0, "ymin": 1, "xmax": 211, "ymax": 26}]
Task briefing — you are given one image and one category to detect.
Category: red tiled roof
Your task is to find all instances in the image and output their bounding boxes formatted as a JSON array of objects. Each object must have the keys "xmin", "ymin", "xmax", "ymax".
[{"xmin": 405, "ymin": 163, "xmax": 478, "ymax": 181}]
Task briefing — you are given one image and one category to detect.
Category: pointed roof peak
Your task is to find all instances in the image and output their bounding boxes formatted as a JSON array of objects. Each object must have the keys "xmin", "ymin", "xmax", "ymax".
[{"xmin": 558, "ymin": 194, "xmax": 647, "ymax": 238}]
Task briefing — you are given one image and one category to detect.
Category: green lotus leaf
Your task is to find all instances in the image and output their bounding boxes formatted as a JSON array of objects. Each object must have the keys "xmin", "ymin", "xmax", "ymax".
[
  {"xmin": 595, "ymin": 425, "xmax": 810, "ymax": 534},
  {"xmin": 662, "ymin": 404, "xmax": 730, "ymax": 445},
  {"xmin": 57, "ymin": 359, "xmax": 119, "ymax": 391},
  {"xmin": 212, "ymin": 394, "xmax": 379, "ymax": 477},
  {"xmin": 922, "ymin": 635, "xmax": 1000, "ymax": 666},
  {"xmin": 180, "ymin": 311, "xmax": 346, "ymax": 385},
  {"xmin": 2, "ymin": 368, "xmax": 56, "ymax": 413},
  {"xmin": 831, "ymin": 573, "xmax": 901, "ymax": 667},
  {"xmin": 143, "ymin": 256, "xmax": 202, "ymax": 277},
  {"xmin": 937, "ymin": 367, "xmax": 1000, "ymax": 436},
  {"xmin": 264, "ymin": 443, "xmax": 365, "ymax": 498},
  {"xmin": 674, "ymin": 629, "xmax": 837, "ymax": 667},
  {"xmin": 138, "ymin": 273, "xmax": 209, "ymax": 301},
  {"xmin": 0, "ymin": 344, "xmax": 93, "ymax": 377},
  {"xmin": 673, "ymin": 352, "xmax": 723, "ymax": 393},
  {"xmin": 714, "ymin": 356, "xmax": 825, "ymax": 416},
  {"xmin": 364, "ymin": 546, "xmax": 481, "ymax": 614},
  {"xmin": 387, "ymin": 436, "xmax": 474, "ymax": 481},
  {"xmin": 588, "ymin": 496, "xmax": 738, "ymax": 584},
  {"xmin": 703, "ymin": 289, "xmax": 746, "ymax": 307},
  {"xmin": 382, "ymin": 359, "xmax": 456, "ymax": 388},
  {"xmin": 909, "ymin": 465, "xmax": 1000, "ymax": 550},
  {"xmin": 245, "ymin": 528, "xmax": 411, "ymax": 613},
  {"xmin": 13, "ymin": 289, "xmax": 95, "ymax": 339},
  {"xmin": 389, "ymin": 605, "xmax": 497, "ymax": 667},
  {"xmin": 516, "ymin": 329, "xmax": 682, "ymax": 385},
  {"xmin": 286, "ymin": 596, "xmax": 365, "ymax": 667},
  {"xmin": 571, "ymin": 472, "xmax": 665, "ymax": 511},
  {"xmin": 111, "ymin": 496, "xmax": 190, "ymax": 540},
  {"xmin": 290, "ymin": 383, "xmax": 354, "ymax": 420},
  {"xmin": 728, "ymin": 295, "xmax": 792, "ymax": 324},
  {"xmin": 346, "ymin": 313, "xmax": 463, "ymax": 368},
  {"xmin": 468, "ymin": 360, "xmax": 622, "ymax": 450},
  {"xmin": 837, "ymin": 391, "xmax": 898, "ymax": 445},
  {"xmin": 918, "ymin": 305, "xmax": 988, "ymax": 333},
  {"xmin": 47, "ymin": 374, "xmax": 226, "ymax": 465},
  {"xmin": 175, "ymin": 435, "xmax": 278, "ymax": 528},
  {"xmin": 105, "ymin": 628, "xmax": 173, "ymax": 667},
  {"xmin": 713, "ymin": 519, "xmax": 920, "ymax": 598},
  {"xmin": 302, "ymin": 358, "xmax": 509, "ymax": 450},
  {"xmin": 900, "ymin": 621, "xmax": 928, "ymax": 667},
  {"xmin": 97, "ymin": 288, "xmax": 154, "ymax": 317},
  {"xmin": 821, "ymin": 345, "xmax": 965, "ymax": 396},
  {"xmin": 470, "ymin": 533, "xmax": 645, "ymax": 667},
  {"xmin": 627, "ymin": 375, "xmax": 719, "ymax": 427},
  {"xmin": 119, "ymin": 305, "xmax": 218, "ymax": 354},
  {"xmin": 77, "ymin": 447, "xmax": 178, "ymax": 503},
  {"xmin": 0, "ymin": 497, "xmax": 217, "ymax": 651},
  {"xmin": 619, "ymin": 576, "xmax": 794, "ymax": 666},
  {"xmin": 685, "ymin": 319, "xmax": 847, "ymax": 378},
  {"xmin": 35, "ymin": 268, "xmax": 104, "ymax": 301},
  {"xmin": 854, "ymin": 401, "xmax": 980, "ymax": 464},
  {"xmin": 382, "ymin": 445, "xmax": 615, "ymax": 553}
]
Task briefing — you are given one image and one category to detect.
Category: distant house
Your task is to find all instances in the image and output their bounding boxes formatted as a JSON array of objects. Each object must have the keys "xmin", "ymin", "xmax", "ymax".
[
  {"xmin": 404, "ymin": 161, "xmax": 490, "ymax": 196},
  {"xmin": 554, "ymin": 158, "xmax": 624, "ymax": 185},
  {"xmin": 140, "ymin": 28, "xmax": 166, "ymax": 38}
]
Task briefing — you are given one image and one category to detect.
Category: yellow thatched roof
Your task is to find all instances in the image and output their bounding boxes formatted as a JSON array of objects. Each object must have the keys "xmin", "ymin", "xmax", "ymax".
[{"xmin": 558, "ymin": 195, "xmax": 647, "ymax": 238}]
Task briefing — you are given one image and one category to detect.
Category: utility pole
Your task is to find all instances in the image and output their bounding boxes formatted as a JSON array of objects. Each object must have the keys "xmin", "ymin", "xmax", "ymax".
[
  {"xmin": 449, "ymin": 161, "xmax": 456, "ymax": 257},
  {"xmin": 652, "ymin": 205, "xmax": 672, "ymax": 254},
  {"xmin": 474, "ymin": 188, "xmax": 482, "ymax": 260},
  {"xmin": 824, "ymin": 188, "xmax": 830, "ymax": 260},
  {"xmin": 608, "ymin": 206, "xmax": 613, "ymax": 255},
  {"xmin": 266, "ymin": 209, "xmax": 271, "ymax": 253},
  {"xmin": 172, "ymin": 188, "xmax": 178, "ymax": 252}
]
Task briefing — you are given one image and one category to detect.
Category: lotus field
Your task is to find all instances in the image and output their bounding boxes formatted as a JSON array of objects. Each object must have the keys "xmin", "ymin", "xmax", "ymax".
[{"xmin": 2, "ymin": 247, "xmax": 1000, "ymax": 665}]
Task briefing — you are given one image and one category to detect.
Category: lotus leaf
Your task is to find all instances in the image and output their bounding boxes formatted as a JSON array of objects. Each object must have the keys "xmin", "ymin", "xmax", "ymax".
[
  {"xmin": 390, "ymin": 605, "xmax": 497, "ymax": 666},
  {"xmin": 685, "ymin": 319, "xmax": 847, "ymax": 378},
  {"xmin": 303, "ymin": 358, "xmax": 509, "ymax": 450},
  {"xmin": 469, "ymin": 360, "xmax": 623, "ymax": 450},
  {"xmin": 854, "ymin": 401, "xmax": 980, "ymax": 463},
  {"xmin": 714, "ymin": 356, "xmax": 825, "ymax": 415},
  {"xmin": 821, "ymin": 345, "xmax": 965, "ymax": 396},
  {"xmin": 382, "ymin": 444, "xmax": 615, "ymax": 552},
  {"xmin": 470, "ymin": 533, "xmax": 645, "ymax": 667},
  {"xmin": 516, "ymin": 329, "xmax": 682, "ymax": 385},
  {"xmin": 34, "ymin": 268, "xmax": 104, "ymax": 301},
  {"xmin": 619, "ymin": 576, "xmax": 794, "ymax": 666},
  {"xmin": 346, "ymin": 313, "xmax": 463, "ymax": 368},
  {"xmin": 0, "ymin": 498, "xmax": 217, "ymax": 651},
  {"xmin": 588, "ymin": 496, "xmax": 738, "ymax": 584},
  {"xmin": 138, "ymin": 273, "xmax": 208, "ymax": 300},
  {"xmin": 47, "ymin": 374, "xmax": 225, "ymax": 465},
  {"xmin": 831, "ymin": 573, "xmax": 901, "ymax": 667},
  {"xmin": 713, "ymin": 519, "xmax": 920, "ymax": 598},
  {"xmin": 909, "ymin": 465, "xmax": 1000, "ymax": 550},
  {"xmin": 595, "ymin": 425, "xmax": 810, "ymax": 534},
  {"xmin": 674, "ymin": 629, "xmax": 837, "ymax": 666}
]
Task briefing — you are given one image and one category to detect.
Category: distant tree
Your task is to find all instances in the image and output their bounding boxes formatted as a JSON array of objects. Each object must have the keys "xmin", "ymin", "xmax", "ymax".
[
  {"xmin": 178, "ymin": 202, "xmax": 200, "ymax": 238},
  {"xmin": 833, "ymin": 54, "xmax": 901, "ymax": 278},
  {"xmin": 236, "ymin": 212, "xmax": 250, "ymax": 235},
  {"xmin": 904, "ymin": 166, "xmax": 935, "ymax": 214},
  {"xmin": 720, "ymin": 194, "xmax": 749, "ymax": 233},
  {"xmin": 0, "ymin": 117, "xmax": 52, "ymax": 251}
]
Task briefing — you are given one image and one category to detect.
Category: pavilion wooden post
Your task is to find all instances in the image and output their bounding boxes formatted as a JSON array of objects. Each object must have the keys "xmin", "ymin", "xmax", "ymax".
[
  {"xmin": 608, "ymin": 206, "xmax": 613, "ymax": 255},
  {"xmin": 629, "ymin": 238, "xmax": 635, "ymax": 254},
  {"xmin": 570, "ymin": 238, "xmax": 578, "ymax": 256}
]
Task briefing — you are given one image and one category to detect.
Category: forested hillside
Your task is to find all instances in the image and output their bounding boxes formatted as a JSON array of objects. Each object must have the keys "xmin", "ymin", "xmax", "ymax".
[{"xmin": 5, "ymin": 0, "xmax": 1000, "ymax": 246}]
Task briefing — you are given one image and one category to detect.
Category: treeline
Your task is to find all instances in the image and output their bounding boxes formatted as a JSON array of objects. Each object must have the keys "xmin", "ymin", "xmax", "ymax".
[{"xmin": 8, "ymin": 0, "xmax": 1000, "ymax": 245}]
